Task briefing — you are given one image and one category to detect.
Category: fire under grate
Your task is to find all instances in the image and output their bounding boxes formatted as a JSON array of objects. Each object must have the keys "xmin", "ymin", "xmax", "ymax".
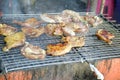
[{"xmin": 0, "ymin": 14, "xmax": 120, "ymax": 73}]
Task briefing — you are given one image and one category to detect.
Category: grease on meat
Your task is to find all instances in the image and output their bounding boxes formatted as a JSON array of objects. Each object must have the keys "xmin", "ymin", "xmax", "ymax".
[
  {"xmin": 21, "ymin": 27, "xmax": 45, "ymax": 37},
  {"xmin": 13, "ymin": 18, "xmax": 41, "ymax": 28},
  {"xmin": 0, "ymin": 24, "xmax": 17, "ymax": 36},
  {"xmin": 47, "ymin": 43, "xmax": 72, "ymax": 56},
  {"xmin": 45, "ymin": 23, "xmax": 65, "ymax": 36},
  {"xmin": 62, "ymin": 22, "xmax": 89, "ymax": 36},
  {"xmin": 61, "ymin": 36, "xmax": 85, "ymax": 47},
  {"xmin": 40, "ymin": 9, "xmax": 83, "ymax": 23},
  {"xmin": 21, "ymin": 42, "xmax": 46, "ymax": 59},
  {"xmin": 3, "ymin": 32, "xmax": 26, "ymax": 52},
  {"xmin": 96, "ymin": 29, "xmax": 115, "ymax": 44},
  {"xmin": 84, "ymin": 14, "xmax": 103, "ymax": 27}
]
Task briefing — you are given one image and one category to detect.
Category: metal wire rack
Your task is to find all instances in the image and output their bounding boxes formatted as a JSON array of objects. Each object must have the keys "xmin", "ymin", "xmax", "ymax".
[
  {"xmin": 0, "ymin": 14, "xmax": 120, "ymax": 73},
  {"xmin": 74, "ymin": 15, "xmax": 120, "ymax": 61}
]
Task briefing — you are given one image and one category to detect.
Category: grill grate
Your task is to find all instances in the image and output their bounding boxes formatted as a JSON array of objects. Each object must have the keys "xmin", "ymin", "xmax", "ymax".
[
  {"xmin": 74, "ymin": 15, "xmax": 120, "ymax": 61},
  {"xmin": 0, "ymin": 14, "xmax": 120, "ymax": 73}
]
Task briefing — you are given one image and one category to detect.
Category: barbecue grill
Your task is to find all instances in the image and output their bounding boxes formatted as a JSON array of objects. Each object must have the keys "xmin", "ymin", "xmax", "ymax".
[{"xmin": 0, "ymin": 13, "xmax": 119, "ymax": 74}]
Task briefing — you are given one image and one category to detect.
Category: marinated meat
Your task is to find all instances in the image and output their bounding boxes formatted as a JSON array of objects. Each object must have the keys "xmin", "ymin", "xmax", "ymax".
[
  {"xmin": 47, "ymin": 43, "xmax": 72, "ymax": 56},
  {"xmin": 84, "ymin": 14, "xmax": 103, "ymax": 27},
  {"xmin": 45, "ymin": 23, "xmax": 65, "ymax": 36},
  {"xmin": 96, "ymin": 29, "xmax": 115, "ymax": 44},
  {"xmin": 13, "ymin": 18, "xmax": 41, "ymax": 28},
  {"xmin": 40, "ymin": 10, "xmax": 89, "ymax": 37},
  {"xmin": 0, "ymin": 24, "xmax": 17, "ymax": 36},
  {"xmin": 62, "ymin": 23, "xmax": 80, "ymax": 36},
  {"xmin": 21, "ymin": 27, "xmax": 45, "ymax": 37},
  {"xmin": 40, "ymin": 10, "xmax": 83, "ymax": 23},
  {"xmin": 40, "ymin": 9, "xmax": 102, "ymax": 27},
  {"xmin": 40, "ymin": 14, "xmax": 57, "ymax": 23},
  {"xmin": 61, "ymin": 36, "xmax": 85, "ymax": 47},
  {"xmin": 74, "ymin": 22, "xmax": 89, "ymax": 34},
  {"xmin": 45, "ymin": 22, "xmax": 89, "ymax": 37},
  {"xmin": 61, "ymin": 9, "xmax": 83, "ymax": 23},
  {"xmin": 53, "ymin": 26, "xmax": 63, "ymax": 36},
  {"xmin": 62, "ymin": 22, "xmax": 89, "ymax": 36},
  {"xmin": 21, "ymin": 42, "xmax": 46, "ymax": 59},
  {"xmin": 3, "ymin": 32, "xmax": 26, "ymax": 52},
  {"xmin": 62, "ymin": 27, "xmax": 75, "ymax": 36}
]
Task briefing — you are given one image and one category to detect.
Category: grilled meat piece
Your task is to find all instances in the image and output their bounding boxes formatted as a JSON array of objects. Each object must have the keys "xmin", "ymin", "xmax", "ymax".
[
  {"xmin": 62, "ymin": 23, "xmax": 79, "ymax": 36},
  {"xmin": 62, "ymin": 26, "xmax": 75, "ymax": 36},
  {"xmin": 3, "ymin": 32, "xmax": 26, "ymax": 52},
  {"xmin": 40, "ymin": 10, "xmax": 83, "ymax": 23},
  {"xmin": 40, "ymin": 10, "xmax": 103, "ymax": 26},
  {"xmin": 62, "ymin": 22, "xmax": 89, "ymax": 36},
  {"xmin": 61, "ymin": 9, "xmax": 83, "ymax": 23},
  {"xmin": 74, "ymin": 22, "xmax": 89, "ymax": 33},
  {"xmin": 61, "ymin": 36, "xmax": 85, "ymax": 47},
  {"xmin": 21, "ymin": 27, "xmax": 45, "ymax": 37},
  {"xmin": 40, "ymin": 13, "xmax": 72, "ymax": 23},
  {"xmin": 96, "ymin": 29, "xmax": 115, "ymax": 44},
  {"xmin": 47, "ymin": 43, "xmax": 72, "ymax": 56},
  {"xmin": 84, "ymin": 15, "xmax": 103, "ymax": 27},
  {"xmin": 45, "ymin": 22, "xmax": 89, "ymax": 37},
  {"xmin": 13, "ymin": 18, "xmax": 41, "ymax": 28},
  {"xmin": 0, "ymin": 24, "xmax": 17, "ymax": 36},
  {"xmin": 21, "ymin": 42, "xmax": 46, "ymax": 59},
  {"xmin": 40, "ymin": 14, "xmax": 57, "ymax": 23},
  {"xmin": 45, "ymin": 23, "xmax": 65, "ymax": 36}
]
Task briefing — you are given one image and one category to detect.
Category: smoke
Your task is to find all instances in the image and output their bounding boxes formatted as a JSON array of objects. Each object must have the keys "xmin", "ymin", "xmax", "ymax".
[
  {"xmin": 0, "ymin": 0, "xmax": 22, "ymax": 14},
  {"xmin": 0, "ymin": 0, "xmax": 87, "ymax": 14},
  {"xmin": 29, "ymin": 63, "xmax": 97, "ymax": 80}
]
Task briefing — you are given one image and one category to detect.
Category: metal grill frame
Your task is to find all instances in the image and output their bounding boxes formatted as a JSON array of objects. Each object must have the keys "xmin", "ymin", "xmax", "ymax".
[{"xmin": 0, "ymin": 13, "xmax": 120, "ymax": 73}]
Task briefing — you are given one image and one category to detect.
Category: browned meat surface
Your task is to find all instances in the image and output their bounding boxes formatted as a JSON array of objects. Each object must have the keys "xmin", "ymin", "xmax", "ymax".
[
  {"xmin": 40, "ymin": 10, "xmax": 102, "ymax": 28},
  {"xmin": 62, "ymin": 22, "xmax": 89, "ymax": 36},
  {"xmin": 13, "ymin": 18, "xmax": 41, "ymax": 28},
  {"xmin": 40, "ymin": 10, "xmax": 83, "ymax": 23},
  {"xmin": 96, "ymin": 29, "xmax": 115, "ymax": 44},
  {"xmin": 62, "ymin": 26, "xmax": 75, "ymax": 36},
  {"xmin": 0, "ymin": 24, "xmax": 17, "ymax": 36},
  {"xmin": 84, "ymin": 14, "xmax": 103, "ymax": 27},
  {"xmin": 21, "ymin": 27, "xmax": 45, "ymax": 37},
  {"xmin": 21, "ymin": 42, "xmax": 46, "ymax": 59},
  {"xmin": 45, "ymin": 22, "xmax": 88, "ymax": 37},
  {"xmin": 61, "ymin": 9, "xmax": 83, "ymax": 23},
  {"xmin": 61, "ymin": 36, "xmax": 85, "ymax": 47},
  {"xmin": 3, "ymin": 32, "xmax": 26, "ymax": 52},
  {"xmin": 40, "ymin": 10, "xmax": 89, "ymax": 37},
  {"xmin": 40, "ymin": 14, "xmax": 58, "ymax": 23},
  {"xmin": 45, "ymin": 23, "xmax": 65, "ymax": 36},
  {"xmin": 47, "ymin": 43, "xmax": 72, "ymax": 56}
]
